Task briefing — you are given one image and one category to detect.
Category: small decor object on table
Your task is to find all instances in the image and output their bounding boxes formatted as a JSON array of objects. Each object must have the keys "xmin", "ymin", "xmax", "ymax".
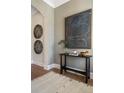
[
  {"xmin": 34, "ymin": 24, "xmax": 43, "ymax": 39},
  {"xmin": 69, "ymin": 50, "xmax": 79, "ymax": 56},
  {"xmin": 34, "ymin": 40, "xmax": 43, "ymax": 54},
  {"xmin": 80, "ymin": 51, "xmax": 89, "ymax": 56}
]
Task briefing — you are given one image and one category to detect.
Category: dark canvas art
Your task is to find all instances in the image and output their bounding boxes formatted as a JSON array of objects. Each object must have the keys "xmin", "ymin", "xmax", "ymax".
[{"xmin": 65, "ymin": 9, "xmax": 92, "ymax": 49}]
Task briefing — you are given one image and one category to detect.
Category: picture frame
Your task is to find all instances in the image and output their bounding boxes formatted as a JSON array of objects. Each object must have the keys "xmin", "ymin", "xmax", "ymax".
[
  {"xmin": 65, "ymin": 9, "xmax": 92, "ymax": 49},
  {"xmin": 34, "ymin": 24, "xmax": 43, "ymax": 39},
  {"xmin": 34, "ymin": 40, "xmax": 43, "ymax": 54}
]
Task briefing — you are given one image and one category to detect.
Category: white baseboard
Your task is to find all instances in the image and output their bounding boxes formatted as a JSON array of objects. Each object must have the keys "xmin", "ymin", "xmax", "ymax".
[
  {"xmin": 44, "ymin": 64, "xmax": 60, "ymax": 70},
  {"xmin": 46, "ymin": 63, "xmax": 93, "ymax": 79}
]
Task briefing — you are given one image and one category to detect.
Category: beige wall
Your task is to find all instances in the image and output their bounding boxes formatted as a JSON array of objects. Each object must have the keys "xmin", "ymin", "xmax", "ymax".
[
  {"xmin": 32, "ymin": 0, "xmax": 54, "ymax": 67},
  {"xmin": 54, "ymin": 0, "xmax": 93, "ymax": 72}
]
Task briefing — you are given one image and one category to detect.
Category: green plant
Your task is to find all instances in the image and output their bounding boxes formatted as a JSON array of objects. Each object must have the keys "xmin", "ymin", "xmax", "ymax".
[{"xmin": 58, "ymin": 40, "xmax": 67, "ymax": 48}]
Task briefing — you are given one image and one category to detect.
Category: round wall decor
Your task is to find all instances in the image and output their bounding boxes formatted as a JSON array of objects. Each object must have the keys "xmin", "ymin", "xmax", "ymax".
[
  {"xmin": 34, "ymin": 40, "xmax": 43, "ymax": 54},
  {"xmin": 34, "ymin": 24, "xmax": 43, "ymax": 39}
]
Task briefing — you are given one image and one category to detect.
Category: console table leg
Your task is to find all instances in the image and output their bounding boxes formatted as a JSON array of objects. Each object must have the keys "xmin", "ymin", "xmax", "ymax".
[
  {"xmin": 86, "ymin": 58, "xmax": 88, "ymax": 83},
  {"xmin": 60, "ymin": 55, "xmax": 63, "ymax": 74},
  {"xmin": 88, "ymin": 58, "xmax": 90, "ymax": 79},
  {"xmin": 86, "ymin": 57, "xmax": 90, "ymax": 83},
  {"xmin": 64, "ymin": 55, "xmax": 67, "ymax": 72}
]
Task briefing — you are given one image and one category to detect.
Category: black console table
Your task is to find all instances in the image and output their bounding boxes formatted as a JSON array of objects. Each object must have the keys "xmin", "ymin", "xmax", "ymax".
[{"xmin": 59, "ymin": 53, "xmax": 92, "ymax": 83}]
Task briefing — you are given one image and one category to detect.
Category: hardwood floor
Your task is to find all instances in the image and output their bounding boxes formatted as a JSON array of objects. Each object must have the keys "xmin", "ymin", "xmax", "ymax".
[
  {"xmin": 31, "ymin": 64, "xmax": 93, "ymax": 86},
  {"xmin": 31, "ymin": 64, "xmax": 48, "ymax": 80}
]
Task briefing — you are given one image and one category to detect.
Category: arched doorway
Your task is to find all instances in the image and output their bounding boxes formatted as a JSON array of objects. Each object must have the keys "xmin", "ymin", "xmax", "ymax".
[{"xmin": 31, "ymin": 5, "xmax": 44, "ymax": 66}]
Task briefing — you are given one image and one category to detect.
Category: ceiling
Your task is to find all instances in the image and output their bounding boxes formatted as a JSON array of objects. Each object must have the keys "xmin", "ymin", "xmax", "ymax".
[
  {"xmin": 31, "ymin": 5, "xmax": 40, "ymax": 16},
  {"xmin": 43, "ymin": 0, "xmax": 71, "ymax": 8}
]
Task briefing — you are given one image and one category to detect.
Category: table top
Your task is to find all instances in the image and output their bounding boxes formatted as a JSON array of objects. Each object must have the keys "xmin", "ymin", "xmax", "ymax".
[{"xmin": 60, "ymin": 53, "xmax": 92, "ymax": 58}]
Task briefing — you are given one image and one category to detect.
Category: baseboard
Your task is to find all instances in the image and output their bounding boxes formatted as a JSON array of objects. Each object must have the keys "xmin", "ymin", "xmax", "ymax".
[
  {"xmin": 46, "ymin": 63, "xmax": 93, "ymax": 79},
  {"xmin": 44, "ymin": 64, "xmax": 60, "ymax": 70}
]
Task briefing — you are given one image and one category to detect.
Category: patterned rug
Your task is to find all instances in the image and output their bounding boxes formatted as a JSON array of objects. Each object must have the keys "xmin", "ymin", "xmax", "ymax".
[{"xmin": 32, "ymin": 71, "xmax": 93, "ymax": 93}]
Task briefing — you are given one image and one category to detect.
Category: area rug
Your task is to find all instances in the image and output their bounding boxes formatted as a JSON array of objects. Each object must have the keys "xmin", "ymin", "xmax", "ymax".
[{"xmin": 31, "ymin": 71, "xmax": 93, "ymax": 93}]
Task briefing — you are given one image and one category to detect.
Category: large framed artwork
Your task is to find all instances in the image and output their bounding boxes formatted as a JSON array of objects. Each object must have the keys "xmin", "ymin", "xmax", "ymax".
[{"xmin": 65, "ymin": 9, "xmax": 92, "ymax": 49}]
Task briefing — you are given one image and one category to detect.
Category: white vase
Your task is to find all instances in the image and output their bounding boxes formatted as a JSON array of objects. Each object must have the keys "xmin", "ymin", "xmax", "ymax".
[{"xmin": 64, "ymin": 48, "xmax": 68, "ymax": 53}]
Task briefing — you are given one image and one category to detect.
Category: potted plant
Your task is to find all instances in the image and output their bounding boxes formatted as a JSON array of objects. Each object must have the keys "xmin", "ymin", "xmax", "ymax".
[{"xmin": 58, "ymin": 40, "xmax": 68, "ymax": 53}]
